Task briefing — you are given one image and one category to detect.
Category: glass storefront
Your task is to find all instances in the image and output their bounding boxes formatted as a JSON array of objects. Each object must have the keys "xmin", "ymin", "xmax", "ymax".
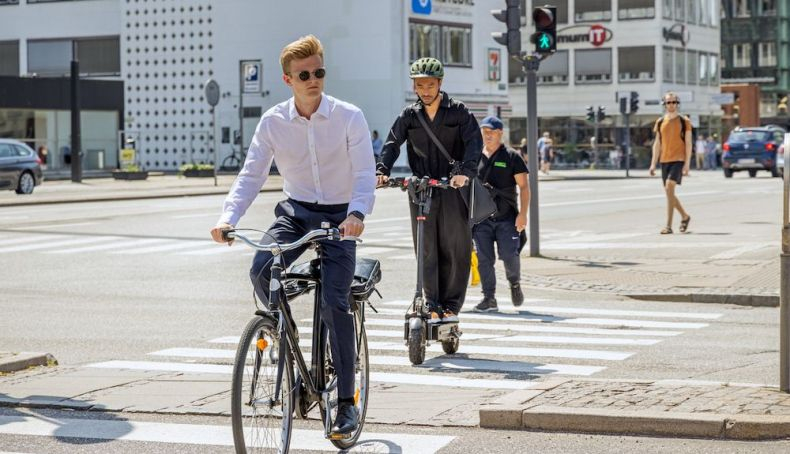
[{"xmin": 0, "ymin": 108, "xmax": 118, "ymax": 171}]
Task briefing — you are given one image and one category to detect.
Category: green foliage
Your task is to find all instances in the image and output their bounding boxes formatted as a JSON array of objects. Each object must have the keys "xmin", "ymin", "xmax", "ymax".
[{"xmin": 179, "ymin": 163, "xmax": 215, "ymax": 172}]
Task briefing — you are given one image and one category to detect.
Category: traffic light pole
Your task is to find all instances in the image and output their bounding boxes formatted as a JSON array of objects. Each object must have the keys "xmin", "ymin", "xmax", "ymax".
[
  {"xmin": 624, "ymin": 112, "xmax": 631, "ymax": 178},
  {"xmin": 524, "ymin": 55, "xmax": 541, "ymax": 257}
]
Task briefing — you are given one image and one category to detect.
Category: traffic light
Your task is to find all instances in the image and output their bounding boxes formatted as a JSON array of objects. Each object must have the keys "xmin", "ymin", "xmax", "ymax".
[
  {"xmin": 492, "ymin": 0, "xmax": 521, "ymax": 56},
  {"xmin": 596, "ymin": 106, "xmax": 606, "ymax": 123},
  {"xmin": 630, "ymin": 92, "xmax": 640, "ymax": 114},
  {"xmin": 532, "ymin": 6, "xmax": 557, "ymax": 54},
  {"xmin": 586, "ymin": 106, "xmax": 595, "ymax": 122}
]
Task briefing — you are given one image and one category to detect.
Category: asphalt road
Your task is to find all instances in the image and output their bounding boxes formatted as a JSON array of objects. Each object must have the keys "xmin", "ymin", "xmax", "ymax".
[{"xmin": 0, "ymin": 170, "xmax": 786, "ymax": 451}]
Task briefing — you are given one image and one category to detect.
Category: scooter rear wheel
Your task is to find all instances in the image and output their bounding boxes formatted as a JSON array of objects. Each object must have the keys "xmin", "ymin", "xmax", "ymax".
[{"xmin": 441, "ymin": 335, "xmax": 459, "ymax": 354}]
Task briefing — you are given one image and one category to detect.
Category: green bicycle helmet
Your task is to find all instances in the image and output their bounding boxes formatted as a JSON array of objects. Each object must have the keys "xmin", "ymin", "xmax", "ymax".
[{"xmin": 409, "ymin": 57, "xmax": 444, "ymax": 79}]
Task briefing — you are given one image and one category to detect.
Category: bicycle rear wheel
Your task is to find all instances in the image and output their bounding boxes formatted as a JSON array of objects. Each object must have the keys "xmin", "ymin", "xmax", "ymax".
[
  {"xmin": 231, "ymin": 315, "xmax": 294, "ymax": 454},
  {"xmin": 322, "ymin": 307, "xmax": 370, "ymax": 449}
]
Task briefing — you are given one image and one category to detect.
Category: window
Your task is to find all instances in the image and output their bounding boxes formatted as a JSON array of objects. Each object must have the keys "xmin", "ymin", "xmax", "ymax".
[
  {"xmin": 537, "ymin": 50, "xmax": 569, "ymax": 85},
  {"xmin": 575, "ymin": 48, "xmax": 612, "ymax": 84},
  {"xmin": 687, "ymin": 50, "xmax": 698, "ymax": 85},
  {"xmin": 663, "ymin": 47, "xmax": 673, "ymax": 82},
  {"xmin": 0, "ymin": 0, "xmax": 19, "ymax": 5},
  {"xmin": 733, "ymin": 43, "xmax": 751, "ymax": 68},
  {"xmin": 0, "ymin": 41, "xmax": 19, "ymax": 76},
  {"xmin": 663, "ymin": 0, "xmax": 672, "ymax": 18},
  {"xmin": 734, "ymin": 0, "xmax": 750, "ymax": 18},
  {"xmin": 442, "ymin": 25, "xmax": 471, "ymax": 67},
  {"xmin": 618, "ymin": 46, "xmax": 655, "ymax": 82},
  {"xmin": 675, "ymin": 48, "xmax": 686, "ymax": 84},
  {"xmin": 759, "ymin": 0, "xmax": 777, "ymax": 16},
  {"xmin": 698, "ymin": 51, "xmax": 708, "ymax": 85},
  {"xmin": 0, "ymin": 143, "xmax": 13, "ymax": 159},
  {"xmin": 708, "ymin": 0, "xmax": 719, "ymax": 27},
  {"xmin": 674, "ymin": 0, "xmax": 685, "ymax": 21},
  {"xmin": 759, "ymin": 42, "xmax": 776, "ymax": 67},
  {"xmin": 409, "ymin": 22, "xmax": 440, "ymax": 62},
  {"xmin": 618, "ymin": 0, "xmax": 655, "ymax": 19},
  {"xmin": 709, "ymin": 54, "xmax": 719, "ymax": 85},
  {"xmin": 687, "ymin": 0, "xmax": 697, "ymax": 24},
  {"xmin": 574, "ymin": 0, "xmax": 611, "ymax": 22},
  {"xmin": 28, "ymin": 36, "xmax": 120, "ymax": 76},
  {"xmin": 409, "ymin": 21, "xmax": 471, "ymax": 67}
]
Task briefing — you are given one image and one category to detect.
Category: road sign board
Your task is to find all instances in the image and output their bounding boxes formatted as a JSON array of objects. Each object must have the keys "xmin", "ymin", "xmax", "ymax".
[{"xmin": 710, "ymin": 93, "xmax": 735, "ymax": 105}]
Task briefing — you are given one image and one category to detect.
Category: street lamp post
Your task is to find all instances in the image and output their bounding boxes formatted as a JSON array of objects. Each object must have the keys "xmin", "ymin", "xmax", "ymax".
[{"xmin": 781, "ymin": 133, "xmax": 790, "ymax": 392}]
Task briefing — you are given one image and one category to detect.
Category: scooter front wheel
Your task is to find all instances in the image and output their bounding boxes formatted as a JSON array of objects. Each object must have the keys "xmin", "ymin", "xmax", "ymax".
[{"xmin": 407, "ymin": 322, "xmax": 426, "ymax": 365}]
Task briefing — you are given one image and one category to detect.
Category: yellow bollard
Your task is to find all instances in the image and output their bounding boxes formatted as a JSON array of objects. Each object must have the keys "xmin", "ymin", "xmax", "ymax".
[{"xmin": 470, "ymin": 250, "xmax": 480, "ymax": 286}]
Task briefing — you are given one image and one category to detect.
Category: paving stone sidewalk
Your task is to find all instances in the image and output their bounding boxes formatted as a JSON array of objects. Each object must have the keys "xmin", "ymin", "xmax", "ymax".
[{"xmin": 481, "ymin": 379, "xmax": 790, "ymax": 440}]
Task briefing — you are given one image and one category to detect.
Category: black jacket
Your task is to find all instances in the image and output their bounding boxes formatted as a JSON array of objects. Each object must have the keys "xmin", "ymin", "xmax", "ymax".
[{"xmin": 377, "ymin": 92, "xmax": 482, "ymax": 179}]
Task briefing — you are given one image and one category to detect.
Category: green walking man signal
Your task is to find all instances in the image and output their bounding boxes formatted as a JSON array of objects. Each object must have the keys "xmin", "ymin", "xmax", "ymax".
[{"xmin": 532, "ymin": 6, "xmax": 557, "ymax": 54}]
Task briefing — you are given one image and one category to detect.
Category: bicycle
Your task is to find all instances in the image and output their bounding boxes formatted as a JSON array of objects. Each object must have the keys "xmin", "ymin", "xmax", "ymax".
[
  {"xmin": 220, "ymin": 145, "xmax": 247, "ymax": 171},
  {"xmin": 380, "ymin": 176, "xmax": 462, "ymax": 365},
  {"xmin": 224, "ymin": 224, "xmax": 380, "ymax": 453}
]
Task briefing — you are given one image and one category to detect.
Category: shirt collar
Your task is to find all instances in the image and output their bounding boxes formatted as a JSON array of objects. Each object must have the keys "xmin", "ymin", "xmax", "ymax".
[{"xmin": 287, "ymin": 94, "xmax": 331, "ymax": 121}]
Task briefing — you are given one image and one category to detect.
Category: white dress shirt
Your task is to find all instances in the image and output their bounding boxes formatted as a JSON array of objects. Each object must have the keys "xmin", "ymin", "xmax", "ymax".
[{"xmin": 219, "ymin": 94, "xmax": 376, "ymax": 226}]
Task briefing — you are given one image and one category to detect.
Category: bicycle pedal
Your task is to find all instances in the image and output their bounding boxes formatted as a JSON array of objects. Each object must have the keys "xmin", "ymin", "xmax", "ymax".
[{"xmin": 328, "ymin": 431, "xmax": 353, "ymax": 440}]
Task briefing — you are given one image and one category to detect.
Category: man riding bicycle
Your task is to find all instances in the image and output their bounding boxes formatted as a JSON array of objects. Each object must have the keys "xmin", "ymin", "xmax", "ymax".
[
  {"xmin": 210, "ymin": 35, "xmax": 376, "ymax": 436},
  {"xmin": 376, "ymin": 57, "xmax": 482, "ymax": 323}
]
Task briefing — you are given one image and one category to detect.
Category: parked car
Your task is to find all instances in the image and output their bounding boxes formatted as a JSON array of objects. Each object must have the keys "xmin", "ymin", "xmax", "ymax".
[
  {"xmin": 721, "ymin": 126, "xmax": 785, "ymax": 178},
  {"xmin": 0, "ymin": 139, "xmax": 44, "ymax": 194}
]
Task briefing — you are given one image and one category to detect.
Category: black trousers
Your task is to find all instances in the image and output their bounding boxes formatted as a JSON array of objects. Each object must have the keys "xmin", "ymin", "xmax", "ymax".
[
  {"xmin": 250, "ymin": 199, "xmax": 357, "ymax": 400},
  {"xmin": 472, "ymin": 214, "xmax": 521, "ymax": 299},
  {"xmin": 408, "ymin": 188, "xmax": 472, "ymax": 314}
]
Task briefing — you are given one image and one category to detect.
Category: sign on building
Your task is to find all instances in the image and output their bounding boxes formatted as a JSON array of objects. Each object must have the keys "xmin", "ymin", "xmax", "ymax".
[
  {"xmin": 241, "ymin": 60, "xmax": 262, "ymax": 93},
  {"xmin": 487, "ymin": 48, "xmax": 501, "ymax": 81}
]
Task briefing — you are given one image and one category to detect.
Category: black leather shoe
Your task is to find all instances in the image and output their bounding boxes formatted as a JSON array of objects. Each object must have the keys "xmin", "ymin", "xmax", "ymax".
[
  {"xmin": 330, "ymin": 403, "xmax": 359, "ymax": 436},
  {"xmin": 510, "ymin": 284, "xmax": 524, "ymax": 307}
]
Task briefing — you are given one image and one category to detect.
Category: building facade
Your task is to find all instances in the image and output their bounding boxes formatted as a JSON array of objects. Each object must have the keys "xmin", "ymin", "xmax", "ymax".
[
  {"xmin": 510, "ymin": 0, "xmax": 722, "ymax": 167},
  {"xmin": 720, "ymin": 0, "xmax": 790, "ymax": 127},
  {"xmin": 0, "ymin": 0, "xmax": 512, "ymax": 172}
]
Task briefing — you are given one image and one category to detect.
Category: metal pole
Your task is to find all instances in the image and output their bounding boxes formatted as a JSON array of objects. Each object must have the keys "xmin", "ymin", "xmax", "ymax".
[
  {"xmin": 625, "ymin": 113, "xmax": 631, "ymax": 178},
  {"xmin": 524, "ymin": 55, "xmax": 540, "ymax": 257},
  {"xmin": 783, "ymin": 174, "xmax": 790, "ymax": 392},
  {"xmin": 593, "ymin": 119, "xmax": 599, "ymax": 167},
  {"xmin": 238, "ymin": 61, "xmax": 244, "ymax": 164},
  {"xmin": 70, "ymin": 42, "xmax": 82, "ymax": 183},
  {"xmin": 212, "ymin": 108, "xmax": 218, "ymax": 187}
]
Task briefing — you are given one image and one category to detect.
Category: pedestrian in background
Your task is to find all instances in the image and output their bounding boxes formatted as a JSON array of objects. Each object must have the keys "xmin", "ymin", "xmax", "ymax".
[
  {"xmin": 472, "ymin": 116, "xmax": 529, "ymax": 313},
  {"xmin": 537, "ymin": 131, "xmax": 553, "ymax": 174},
  {"xmin": 519, "ymin": 137, "xmax": 528, "ymax": 163},
  {"xmin": 649, "ymin": 91, "xmax": 692, "ymax": 235},
  {"xmin": 37, "ymin": 145, "xmax": 48, "ymax": 170},
  {"xmin": 694, "ymin": 134, "xmax": 706, "ymax": 170},
  {"xmin": 705, "ymin": 135, "xmax": 718, "ymax": 170},
  {"xmin": 371, "ymin": 130, "xmax": 383, "ymax": 163}
]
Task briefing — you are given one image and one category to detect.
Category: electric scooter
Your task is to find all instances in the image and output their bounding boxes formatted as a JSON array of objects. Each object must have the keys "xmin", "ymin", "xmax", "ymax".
[{"xmin": 383, "ymin": 176, "xmax": 462, "ymax": 365}]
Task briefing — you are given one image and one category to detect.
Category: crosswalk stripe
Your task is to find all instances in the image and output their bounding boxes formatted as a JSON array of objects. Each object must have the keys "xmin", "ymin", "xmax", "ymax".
[
  {"xmin": 365, "ymin": 341, "xmax": 632, "ymax": 361},
  {"xmin": 177, "ymin": 245, "xmax": 240, "ymax": 256},
  {"xmin": 0, "ymin": 234, "xmax": 65, "ymax": 247},
  {"xmin": 46, "ymin": 238, "xmax": 162, "ymax": 254},
  {"xmin": 214, "ymin": 328, "xmax": 660, "ymax": 346},
  {"xmin": 0, "ymin": 236, "xmax": 111, "ymax": 253},
  {"xmin": 0, "ymin": 415, "xmax": 454, "ymax": 453},
  {"xmin": 322, "ymin": 317, "xmax": 684, "ymax": 337},
  {"xmin": 112, "ymin": 240, "xmax": 209, "ymax": 255},
  {"xmin": 375, "ymin": 308, "xmax": 709, "ymax": 329},
  {"xmin": 356, "ymin": 246, "xmax": 398, "ymax": 254},
  {"xmin": 85, "ymin": 360, "xmax": 532, "ymax": 389},
  {"xmin": 152, "ymin": 341, "xmax": 631, "ymax": 361}
]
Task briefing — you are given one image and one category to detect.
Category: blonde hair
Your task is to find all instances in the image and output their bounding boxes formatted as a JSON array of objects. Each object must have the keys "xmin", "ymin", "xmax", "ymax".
[
  {"xmin": 280, "ymin": 35, "xmax": 324, "ymax": 74},
  {"xmin": 663, "ymin": 91, "xmax": 679, "ymax": 103}
]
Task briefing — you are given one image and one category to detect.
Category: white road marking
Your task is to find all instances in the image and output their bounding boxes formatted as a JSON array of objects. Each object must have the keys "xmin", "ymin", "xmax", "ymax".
[
  {"xmin": 178, "ymin": 245, "xmax": 241, "ymax": 255},
  {"xmin": 8, "ymin": 222, "xmax": 98, "ymax": 230},
  {"xmin": 0, "ymin": 236, "xmax": 111, "ymax": 253},
  {"xmin": 364, "ymin": 216, "xmax": 411, "ymax": 224},
  {"xmin": 46, "ymin": 238, "xmax": 162, "ymax": 254},
  {"xmin": 541, "ymin": 191, "xmax": 717, "ymax": 208},
  {"xmin": 170, "ymin": 213, "xmax": 221, "ymax": 219},
  {"xmin": 0, "ymin": 416, "xmax": 454, "ymax": 453},
  {"xmin": 375, "ymin": 308, "xmax": 709, "ymax": 329},
  {"xmin": 112, "ymin": 240, "xmax": 209, "ymax": 255},
  {"xmin": 0, "ymin": 233, "xmax": 66, "ymax": 247},
  {"xmin": 367, "ymin": 356, "xmax": 604, "ymax": 376},
  {"xmin": 710, "ymin": 242, "xmax": 774, "ymax": 259},
  {"xmin": 542, "ymin": 241, "xmax": 765, "ymax": 250},
  {"xmin": 454, "ymin": 299, "xmax": 722, "ymax": 320}
]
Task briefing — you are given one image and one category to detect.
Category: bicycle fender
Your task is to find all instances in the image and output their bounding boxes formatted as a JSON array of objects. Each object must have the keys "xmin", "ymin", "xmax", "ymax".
[{"xmin": 408, "ymin": 317, "xmax": 424, "ymax": 331}]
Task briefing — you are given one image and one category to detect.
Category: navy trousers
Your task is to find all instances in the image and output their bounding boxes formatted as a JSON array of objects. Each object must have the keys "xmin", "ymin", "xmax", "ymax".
[
  {"xmin": 472, "ymin": 214, "xmax": 521, "ymax": 299},
  {"xmin": 250, "ymin": 199, "xmax": 357, "ymax": 400}
]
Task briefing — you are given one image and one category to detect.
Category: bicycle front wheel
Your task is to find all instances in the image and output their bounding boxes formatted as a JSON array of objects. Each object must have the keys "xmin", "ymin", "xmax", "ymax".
[{"xmin": 231, "ymin": 315, "xmax": 294, "ymax": 454}]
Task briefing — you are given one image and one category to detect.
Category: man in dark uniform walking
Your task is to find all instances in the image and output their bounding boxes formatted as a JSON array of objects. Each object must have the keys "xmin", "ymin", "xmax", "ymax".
[
  {"xmin": 471, "ymin": 116, "xmax": 530, "ymax": 312},
  {"xmin": 376, "ymin": 57, "xmax": 482, "ymax": 323}
]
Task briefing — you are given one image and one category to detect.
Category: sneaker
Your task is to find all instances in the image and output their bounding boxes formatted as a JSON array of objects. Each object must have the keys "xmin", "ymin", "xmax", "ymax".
[
  {"xmin": 510, "ymin": 284, "xmax": 524, "ymax": 307},
  {"xmin": 442, "ymin": 310, "xmax": 459, "ymax": 323},
  {"xmin": 427, "ymin": 311, "xmax": 442, "ymax": 324},
  {"xmin": 473, "ymin": 297, "xmax": 498, "ymax": 313}
]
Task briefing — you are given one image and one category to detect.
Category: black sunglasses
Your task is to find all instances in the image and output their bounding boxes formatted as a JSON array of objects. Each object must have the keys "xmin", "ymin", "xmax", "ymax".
[
  {"xmin": 665, "ymin": 101, "xmax": 680, "ymax": 105},
  {"xmin": 294, "ymin": 68, "xmax": 326, "ymax": 81}
]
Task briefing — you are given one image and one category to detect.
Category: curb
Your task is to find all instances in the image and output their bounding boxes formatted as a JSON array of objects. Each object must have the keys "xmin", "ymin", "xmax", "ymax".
[
  {"xmin": 0, "ymin": 352, "xmax": 57, "ymax": 373},
  {"xmin": 626, "ymin": 293, "xmax": 779, "ymax": 308}
]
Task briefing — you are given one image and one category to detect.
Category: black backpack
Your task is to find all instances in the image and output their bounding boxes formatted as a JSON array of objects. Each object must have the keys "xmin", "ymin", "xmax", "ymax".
[{"xmin": 655, "ymin": 116, "xmax": 690, "ymax": 144}]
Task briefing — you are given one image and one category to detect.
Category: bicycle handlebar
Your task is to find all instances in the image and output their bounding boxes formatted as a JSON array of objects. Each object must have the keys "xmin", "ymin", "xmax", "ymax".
[{"xmin": 223, "ymin": 227, "xmax": 343, "ymax": 252}]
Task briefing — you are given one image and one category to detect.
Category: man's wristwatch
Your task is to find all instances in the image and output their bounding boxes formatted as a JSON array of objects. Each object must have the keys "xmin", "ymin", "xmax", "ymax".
[{"xmin": 349, "ymin": 211, "xmax": 365, "ymax": 221}]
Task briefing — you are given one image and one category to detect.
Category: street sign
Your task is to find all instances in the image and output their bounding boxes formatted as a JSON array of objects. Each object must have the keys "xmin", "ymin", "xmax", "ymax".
[
  {"xmin": 241, "ymin": 60, "xmax": 262, "ymax": 93},
  {"xmin": 710, "ymin": 93, "xmax": 735, "ymax": 105},
  {"xmin": 204, "ymin": 78, "xmax": 220, "ymax": 107},
  {"xmin": 487, "ymin": 48, "xmax": 501, "ymax": 81}
]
